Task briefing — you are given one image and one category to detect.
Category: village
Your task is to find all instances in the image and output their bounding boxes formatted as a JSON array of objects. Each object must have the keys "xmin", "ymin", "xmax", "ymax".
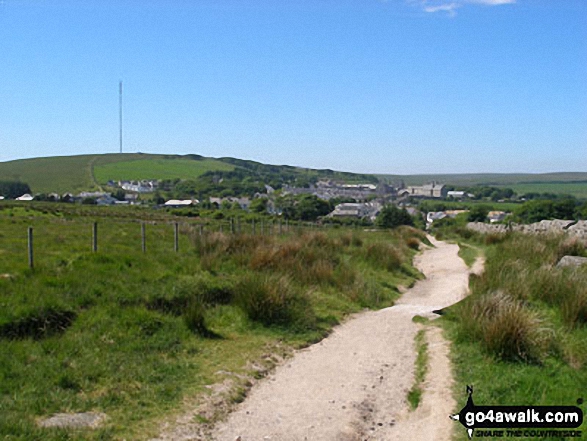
[{"xmin": 3, "ymin": 178, "xmax": 511, "ymax": 226}]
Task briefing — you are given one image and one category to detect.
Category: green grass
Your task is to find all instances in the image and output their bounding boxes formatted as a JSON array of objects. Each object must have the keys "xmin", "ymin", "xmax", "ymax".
[
  {"xmin": 0, "ymin": 203, "xmax": 424, "ymax": 440},
  {"xmin": 0, "ymin": 153, "xmax": 166, "ymax": 194},
  {"xmin": 503, "ymin": 182, "xmax": 587, "ymax": 199},
  {"xmin": 443, "ymin": 232, "xmax": 587, "ymax": 440},
  {"xmin": 378, "ymin": 172, "xmax": 587, "ymax": 187},
  {"xmin": 93, "ymin": 158, "xmax": 235, "ymax": 184},
  {"xmin": 0, "ymin": 152, "xmax": 378, "ymax": 196},
  {"xmin": 407, "ymin": 329, "xmax": 429, "ymax": 410},
  {"xmin": 0, "ymin": 154, "xmax": 99, "ymax": 194},
  {"xmin": 457, "ymin": 242, "xmax": 482, "ymax": 267}
]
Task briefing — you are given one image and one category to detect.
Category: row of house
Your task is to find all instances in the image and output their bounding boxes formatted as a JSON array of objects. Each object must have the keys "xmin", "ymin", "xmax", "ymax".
[
  {"xmin": 107, "ymin": 180, "xmax": 158, "ymax": 193},
  {"xmin": 282, "ymin": 180, "xmax": 394, "ymax": 201},
  {"xmin": 327, "ymin": 202, "xmax": 383, "ymax": 221},
  {"xmin": 10, "ymin": 192, "xmax": 141, "ymax": 206},
  {"xmin": 283, "ymin": 180, "xmax": 468, "ymax": 201}
]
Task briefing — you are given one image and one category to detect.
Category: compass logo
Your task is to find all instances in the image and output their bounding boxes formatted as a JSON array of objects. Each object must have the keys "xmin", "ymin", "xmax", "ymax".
[{"xmin": 450, "ymin": 386, "xmax": 583, "ymax": 439}]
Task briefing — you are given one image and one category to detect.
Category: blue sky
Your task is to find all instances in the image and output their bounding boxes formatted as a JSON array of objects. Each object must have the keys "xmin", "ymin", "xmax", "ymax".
[{"xmin": 1, "ymin": 0, "xmax": 585, "ymax": 174}]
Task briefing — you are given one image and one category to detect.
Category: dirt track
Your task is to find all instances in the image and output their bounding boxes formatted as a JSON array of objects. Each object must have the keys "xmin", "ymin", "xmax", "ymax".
[{"xmin": 206, "ymin": 237, "xmax": 479, "ymax": 441}]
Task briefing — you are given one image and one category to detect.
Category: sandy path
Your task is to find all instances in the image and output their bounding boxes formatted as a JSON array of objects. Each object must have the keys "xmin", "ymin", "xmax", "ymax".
[{"xmin": 208, "ymin": 236, "xmax": 476, "ymax": 441}]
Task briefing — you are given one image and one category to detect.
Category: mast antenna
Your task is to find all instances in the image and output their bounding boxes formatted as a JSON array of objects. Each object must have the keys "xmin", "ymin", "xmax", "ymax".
[{"xmin": 119, "ymin": 81, "xmax": 123, "ymax": 154}]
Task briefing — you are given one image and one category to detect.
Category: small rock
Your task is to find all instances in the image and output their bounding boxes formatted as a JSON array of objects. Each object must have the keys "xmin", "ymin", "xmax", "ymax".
[
  {"xmin": 557, "ymin": 256, "xmax": 587, "ymax": 268},
  {"xmin": 39, "ymin": 412, "xmax": 107, "ymax": 429}
]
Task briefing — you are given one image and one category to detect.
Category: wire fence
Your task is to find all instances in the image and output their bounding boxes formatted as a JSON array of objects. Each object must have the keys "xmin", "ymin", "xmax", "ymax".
[{"xmin": 2, "ymin": 217, "xmax": 330, "ymax": 271}]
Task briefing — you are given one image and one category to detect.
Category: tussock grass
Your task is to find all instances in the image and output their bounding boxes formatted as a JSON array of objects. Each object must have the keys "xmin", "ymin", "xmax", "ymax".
[
  {"xmin": 234, "ymin": 273, "xmax": 315, "ymax": 329},
  {"xmin": 459, "ymin": 291, "xmax": 551, "ymax": 362},
  {"xmin": 445, "ymin": 231, "xmax": 587, "ymax": 439},
  {"xmin": 452, "ymin": 234, "xmax": 587, "ymax": 361},
  {"xmin": 363, "ymin": 242, "xmax": 404, "ymax": 272}
]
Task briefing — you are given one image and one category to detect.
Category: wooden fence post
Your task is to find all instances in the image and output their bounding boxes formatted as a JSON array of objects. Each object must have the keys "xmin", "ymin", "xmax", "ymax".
[
  {"xmin": 92, "ymin": 222, "xmax": 98, "ymax": 252},
  {"xmin": 141, "ymin": 222, "xmax": 146, "ymax": 253},
  {"xmin": 28, "ymin": 226, "xmax": 34, "ymax": 269},
  {"xmin": 174, "ymin": 222, "xmax": 179, "ymax": 252}
]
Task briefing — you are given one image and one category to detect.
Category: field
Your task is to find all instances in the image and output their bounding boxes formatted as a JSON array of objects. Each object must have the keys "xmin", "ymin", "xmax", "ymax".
[
  {"xmin": 93, "ymin": 157, "xmax": 235, "ymax": 184},
  {"xmin": 0, "ymin": 153, "xmax": 238, "ymax": 194},
  {"xmin": 0, "ymin": 154, "xmax": 158, "ymax": 194},
  {"xmin": 0, "ymin": 202, "xmax": 425, "ymax": 440},
  {"xmin": 3, "ymin": 152, "xmax": 587, "ymax": 198},
  {"xmin": 0, "ymin": 155, "xmax": 101, "ymax": 195},
  {"xmin": 502, "ymin": 182, "xmax": 587, "ymax": 199},
  {"xmin": 0, "ymin": 153, "xmax": 378, "ymax": 195}
]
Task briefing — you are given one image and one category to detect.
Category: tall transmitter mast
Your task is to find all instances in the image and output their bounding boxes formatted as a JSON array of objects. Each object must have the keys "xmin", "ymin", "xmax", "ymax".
[{"xmin": 119, "ymin": 81, "xmax": 123, "ymax": 154}]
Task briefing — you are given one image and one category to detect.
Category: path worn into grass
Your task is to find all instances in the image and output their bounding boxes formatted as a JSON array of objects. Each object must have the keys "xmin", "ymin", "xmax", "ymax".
[{"xmin": 205, "ymin": 236, "xmax": 478, "ymax": 441}]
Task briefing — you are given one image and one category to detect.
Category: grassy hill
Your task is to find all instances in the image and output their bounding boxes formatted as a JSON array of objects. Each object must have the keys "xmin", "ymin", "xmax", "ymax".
[
  {"xmin": 1, "ymin": 153, "xmax": 585, "ymax": 197},
  {"xmin": 93, "ymin": 156, "xmax": 235, "ymax": 184},
  {"xmin": 0, "ymin": 153, "xmax": 378, "ymax": 195},
  {"xmin": 0, "ymin": 153, "xmax": 237, "ymax": 194}
]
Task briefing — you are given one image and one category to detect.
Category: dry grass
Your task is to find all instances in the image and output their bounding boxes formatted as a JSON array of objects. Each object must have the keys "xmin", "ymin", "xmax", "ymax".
[{"xmin": 461, "ymin": 291, "xmax": 551, "ymax": 362}]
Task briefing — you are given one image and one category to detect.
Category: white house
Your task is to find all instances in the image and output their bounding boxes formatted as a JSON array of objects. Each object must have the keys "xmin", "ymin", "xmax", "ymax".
[
  {"xmin": 164, "ymin": 199, "xmax": 195, "ymax": 208},
  {"xmin": 488, "ymin": 211, "xmax": 507, "ymax": 223},
  {"xmin": 15, "ymin": 194, "xmax": 34, "ymax": 201}
]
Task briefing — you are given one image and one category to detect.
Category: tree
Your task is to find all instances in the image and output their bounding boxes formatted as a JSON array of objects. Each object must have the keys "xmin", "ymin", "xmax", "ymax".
[
  {"xmin": 221, "ymin": 200, "xmax": 233, "ymax": 210},
  {"xmin": 376, "ymin": 205, "xmax": 413, "ymax": 229},
  {"xmin": 112, "ymin": 189, "xmax": 126, "ymax": 201},
  {"xmin": 295, "ymin": 195, "xmax": 331, "ymax": 221},
  {"xmin": 250, "ymin": 198, "xmax": 268, "ymax": 213},
  {"xmin": 467, "ymin": 205, "xmax": 490, "ymax": 222},
  {"xmin": 0, "ymin": 181, "xmax": 31, "ymax": 199}
]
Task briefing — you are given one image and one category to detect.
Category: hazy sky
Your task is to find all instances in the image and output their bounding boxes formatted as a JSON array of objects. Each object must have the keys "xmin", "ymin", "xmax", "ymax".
[{"xmin": 1, "ymin": 0, "xmax": 586, "ymax": 174}]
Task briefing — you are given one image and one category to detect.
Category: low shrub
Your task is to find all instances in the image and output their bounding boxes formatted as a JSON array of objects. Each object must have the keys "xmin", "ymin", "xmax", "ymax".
[
  {"xmin": 364, "ymin": 242, "xmax": 403, "ymax": 272},
  {"xmin": 234, "ymin": 273, "xmax": 315, "ymax": 329},
  {"xmin": 460, "ymin": 291, "xmax": 551, "ymax": 362},
  {"xmin": 484, "ymin": 232, "xmax": 507, "ymax": 245},
  {"xmin": 405, "ymin": 237, "xmax": 420, "ymax": 250}
]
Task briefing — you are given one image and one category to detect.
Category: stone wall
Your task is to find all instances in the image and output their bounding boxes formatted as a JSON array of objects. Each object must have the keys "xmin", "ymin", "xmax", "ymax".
[{"xmin": 466, "ymin": 220, "xmax": 587, "ymax": 240}]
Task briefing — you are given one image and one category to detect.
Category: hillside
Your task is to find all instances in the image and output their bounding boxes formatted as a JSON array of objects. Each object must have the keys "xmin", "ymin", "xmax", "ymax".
[
  {"xmin": 2, "ymin": 153, "xmax": 586, "ymax": 197},
  {"xmin": 0, "ymin": 153, "xmax": 378, "ymax": 195}
]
